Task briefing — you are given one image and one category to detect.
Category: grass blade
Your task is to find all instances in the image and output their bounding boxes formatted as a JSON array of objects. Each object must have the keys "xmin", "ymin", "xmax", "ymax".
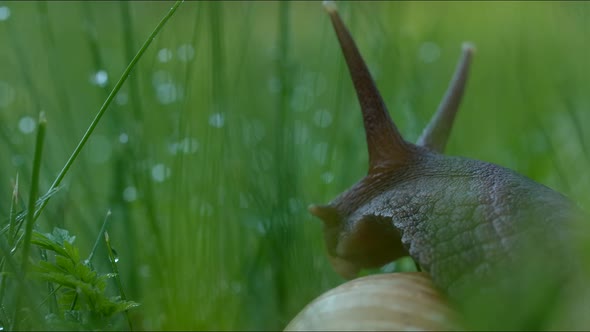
[
  {"xmin": 104, "ymin": 231, "xmax": 132, "ymax": 330},
  {"xmin": 0, "ymin": 173, "xmax": 20, "ymax": 306},
  {"xmin": 32, "ymin": 0, "xmax": 184, "ymax": 223},
  {"xmin": 85, "ymin": 209, "xmax": 111, "ymax": 265},
  {"xmin": 12, "ymin": 112, "xmax": 47, "ymax": 330},
  {"xmin": 7, "ymin": 173, "xmax": 19, "ymax": 244}
]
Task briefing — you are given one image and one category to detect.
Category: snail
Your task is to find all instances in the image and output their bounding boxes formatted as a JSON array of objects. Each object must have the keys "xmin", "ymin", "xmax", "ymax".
[
  {"xmin": 285, "ymin": 272, "xmax": 460, "ymax": 331},
  {"xmin": 290, "ymin": 1, "xmax": 585, "ymax": 330}
]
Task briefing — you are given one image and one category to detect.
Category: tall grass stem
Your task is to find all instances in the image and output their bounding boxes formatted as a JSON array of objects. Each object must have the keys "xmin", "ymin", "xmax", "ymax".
[
  {"xmin": 12, "ymin": 112, "xmax": 47, "ymax": 330},
  {"xmin": 32, "ymin": 0, "xmax": 184, "ymax": 223}
]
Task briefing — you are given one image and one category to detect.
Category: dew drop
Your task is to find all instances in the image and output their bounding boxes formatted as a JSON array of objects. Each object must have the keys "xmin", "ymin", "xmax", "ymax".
[
  {"xmin": 119, "ymin": 133, "xmax": 129, "ymax": 144},
  {"xmin": 0, "ymin": 6, "xmax": 10, "ymax": 21},
  {"xmin": 239, "ymin": 192, "xmax": 250, "ymax": 209},
  {"xmin": 152, "ymin": 70, "xmax": 173, "ymax": 86},
  {"xmin": 293, "ymin": 121, "xmax": 309, "ymax": 145},
  {"xmin": 312, "ymin": 142, "xmax": 329, "ymax": 165},
  {"xmin": 123, "ymin": 186, "xmax": 137, "ymax": 202},
  {"xmin": 313, "ymin": 109, "xmax": 333, "ymax": 128},
  {"xmin": 168, "ymin": 137, "xmax": 199, "ymax": 155},
  {"xmin": 199, "ymin": 201, "xmax": 213, "ymax": 217},
  {"xmin": 111, "ymin": 248, "xmax": 119, "ymax": 263},
  {"xmin": 418, "ymin": 41, "xmax": 441, "ymax": 64},
  {"xmin": 18, "ymin": 116, "xmax": 36, "ymax": 134},
  {"xmin": 11, "ymin": 155, "xmax": 24, "ymax": 167},
  {"xmin": 242, "ymin": 119, "xmax": 266, "ymax": 146},
  {"xmin": 90, "ymin": 70, "xmax": 108, "ymax": 87},
  {"xmin": 209, "ymin": 112, "xmax": 225, "ymax": 128},
  {"xmin": 151, "ymin": 163, "xmax": 170, "ymax": 182},
  {"xmin": 267, "ymin": 76, "xmax": 281, "ymax": 94},
  {"xmin": 140, "ymin": 264, "xmax": 151, "ymax": 278},
  {"xmin": 289, "ymin": 198, "xmax": 301, "ymax": 213},
  {"xmin": 290, "ymin": 85, "xmax": 314, "ymax": 112},
  {"xmin": 156, "ymin": 83, "xmax": 178, "ymax": 105},
  {"xmin": 177, "ymin": 43, "xmax": 195, "ymax": 62},
  {"xmin": 252, "ymin": 149, "xmax": 273, "ymax": 172},
  {"xmin": 321, "ymin": 171, "xmax": 334, "ymax": 184},
  {"xmin": 115, "ymin": 91, "xmax": 129, "ymax": 105},
  {"xmin": 257, "ymin": 221, "xmax": 267, "ymax": 235},
  {"xmin": 231, "ymin": 281, "xmax": 242, "ymax": 294},
  {"xmin": 157, "ymin": 48, "xmax": 173, "ymax": 63}
]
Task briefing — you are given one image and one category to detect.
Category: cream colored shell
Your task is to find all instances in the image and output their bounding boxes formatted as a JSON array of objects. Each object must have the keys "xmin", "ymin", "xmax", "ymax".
[{"xmin": 285, "ymin": 272, "xmax": 459, "ymax": 331}]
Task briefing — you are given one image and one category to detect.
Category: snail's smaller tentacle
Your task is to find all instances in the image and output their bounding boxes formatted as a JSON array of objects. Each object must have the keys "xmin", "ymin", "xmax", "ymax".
[{"xmin": 418, "ymin": 43, "xmax": 475, "ymax": 153}]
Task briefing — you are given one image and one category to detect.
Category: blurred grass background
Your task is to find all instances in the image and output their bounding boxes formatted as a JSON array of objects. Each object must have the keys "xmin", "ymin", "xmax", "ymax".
[{"xmin": 0, "ymin": 1, "xmax": 589, "ymax": 330}]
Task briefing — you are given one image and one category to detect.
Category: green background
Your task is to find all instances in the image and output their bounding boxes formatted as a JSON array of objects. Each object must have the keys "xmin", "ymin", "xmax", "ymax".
[{"xmin": 1, "ymin": 1, "xmax": 589, "ymax": 330}]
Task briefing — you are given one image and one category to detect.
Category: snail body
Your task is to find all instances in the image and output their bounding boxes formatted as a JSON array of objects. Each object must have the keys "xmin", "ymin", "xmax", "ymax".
[{"xmin": 303, "ymin": 1, "xmax": 583, "ymax": 328}]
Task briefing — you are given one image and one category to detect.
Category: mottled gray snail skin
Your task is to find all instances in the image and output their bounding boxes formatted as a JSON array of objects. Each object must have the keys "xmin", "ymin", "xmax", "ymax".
[{"xmin": 312, "ymin": 2, "xmax": 581, "ymax": 325}]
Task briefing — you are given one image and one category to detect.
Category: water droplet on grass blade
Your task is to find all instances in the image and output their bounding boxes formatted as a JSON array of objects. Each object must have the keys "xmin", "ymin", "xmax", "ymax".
[
  {"xmin": 313, "ymin": 142, "xmax": 329, "ymax": 165},
  {"xmin": 313, "ymin": 109, "xmax": 333, "ymax": 128},
  {"xmin": 0, "ymin": 6, "xmax": 11, "ymax": 21},
  {"xmin": 290, "ymin": 85, "xmax": 314, "ymax": 112},
  {"xmin": 157, "ymin": 48, "xmax": 173, "ymax": 63},
  {"xmin": 119, "ymin": 133, "xmax": 129, "ymax": 144},
  {"xmin": 209, "ymin": 112, "xmax": 225, "ymax": 128},
  {"xmin": 321, "ymin": 171, "xmax": 334, "ymax": 184},
  {"xmin": 11, "ymin": 155, "xmax": 24, "ymax": 166},
  {"xmin": 123, "ymin": 186, "xmax": 137, "ymax": 202},
  {"xmin": 140, "ymin": 265, "xmax": 151, "ymax": 278},
  {"xmin": 177, "ymin": 43, "xmax": 195, "ymax": 62},
  {"xmin": 152, "ymin": 70, "xmax": 172, "ymax": 86},
  {"xmin": 156, "ymin": 82, "xmax": 179, "ymax": 104},
  {"xmin": 151, "ymin": 163, "xmax": 171, "ymax": 182},
  {"xmin": 111, "ymin": 248, "xmax": 119, "ymax": 263},
  {"xmin": 115, "ymin": 91, "xmax": 129, "ymax": 105},
  {"xmin": 18, "ymin": 116, "xmax": 35, "ymax": 134},
  {"xmin": 419, "ymin": 41, "xmax": 441, "ymax": 63},
  {"xmin": 267, "ymin": 76, "xmax": 281, "ymax": 94},
  {"xmin": 90, "ymin": 70, "xmax": 108, "ymax": 87},
  {"xmin": 293, "ymin": 121, "xmax": 309, "ymax": 145},
  {"xmin": 199, "ymin": 201, "xmax": 213, "ymax": 217},
  {"xmin": 168, "ymin": 137, "xmax": 199, "ymax": 155}
]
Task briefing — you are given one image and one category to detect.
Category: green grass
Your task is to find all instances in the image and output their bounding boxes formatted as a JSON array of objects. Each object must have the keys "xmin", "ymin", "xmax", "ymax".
[{"xmin": 0, "ymin": 1, "xmax": 590, "ymax": 330}]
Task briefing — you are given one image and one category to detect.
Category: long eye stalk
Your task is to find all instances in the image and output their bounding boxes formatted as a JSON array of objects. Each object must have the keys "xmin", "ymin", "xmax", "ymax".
[
  {"xmin": 324, "ymin": 1, "xmax": 412, "ymax": 171},
  {"xmin": 417, "ymin": 43, "xmax": 475, "ymax": 152}
]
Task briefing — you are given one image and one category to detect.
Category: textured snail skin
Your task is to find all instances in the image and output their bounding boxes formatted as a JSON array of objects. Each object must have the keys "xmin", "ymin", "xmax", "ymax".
[
  {"xmin": 323, "ymin": 149, "xmax": 577, "ymax": 300},
  {"xmin": 310, "ymin": 1, "xmax": 582, "ymax": 320}
]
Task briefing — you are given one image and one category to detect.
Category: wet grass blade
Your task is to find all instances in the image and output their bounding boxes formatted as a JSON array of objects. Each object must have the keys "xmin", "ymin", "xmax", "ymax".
[
  {"xmin": 32, "ymin": 0, "xmax": 184, "ymax": 223},
  {"xmin": 12, "ymin": 112, "xmax": 46, "ymax": 330},
  {"xmin": 104, "ymin": 231, "xmax": 132, "ymax": 330}
]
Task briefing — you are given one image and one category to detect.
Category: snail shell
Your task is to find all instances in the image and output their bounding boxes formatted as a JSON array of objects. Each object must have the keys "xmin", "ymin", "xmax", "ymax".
[{"xmin": 285, "ymin": 272, "xmax": 460, "ymax": 331}]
